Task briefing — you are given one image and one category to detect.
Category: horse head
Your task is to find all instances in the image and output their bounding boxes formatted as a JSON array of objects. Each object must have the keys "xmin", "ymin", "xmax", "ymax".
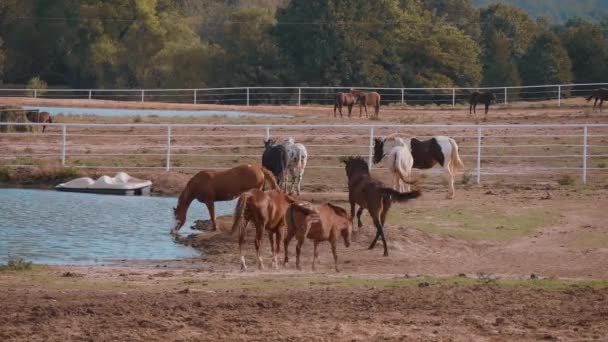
[
  {"xmin": 341, "ymin": 156, "xmax": 369, "ymax": 178},
  {"xmin": 263, "ymin": 138, "xmax": 276, "ymax": 149},
  {"xmin": 170, "ymin": 206, "xmax": 185, "ymax": 235},
  {"xmin": 372, "ymin": 138, "xmax": 385, "ymax": 164}
]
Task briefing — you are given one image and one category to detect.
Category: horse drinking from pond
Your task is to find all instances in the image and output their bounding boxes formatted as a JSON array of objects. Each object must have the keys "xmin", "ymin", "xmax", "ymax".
[
  {"xmin": 334, "ymin": 92, "xmax": 361, "ymax": 118},
  {"xmin": 284, "ymin": 201, "xmax": 352, "ymax": 272},
  {"xmin": 469, "ymin": 91, "xmax": 496, "ymax": 117},
  {"xmin": 231, "ymin": 189, "xmax": 295, "ymax": 270},
  {"xmin": 586, "ymin": 88, "xmax": 608, "ymax": 112},
  {"xmin": 281, "ymin": 137, "xmax": 308, "ymax": 195},
  {"xmin": 170, "ymin": 164, "xmax": 278, "ymax": 234},
  {"xmin": 25, "ymin": 111, "xmax": 52, "ymax": 133},
  {"xmin": 262, "ymin": 138, "xmax": 288, "ymax": 189},
  {"xmin": 373, "ymin": 134, "xmax": 464, "ymax": 199},
  {"xmin": 350, "ymin": 89, "xmax": 381, "ymax": 118},
  {"xmin": 343, "ymin": 156, "xmax": 421, "ymax": 256}
]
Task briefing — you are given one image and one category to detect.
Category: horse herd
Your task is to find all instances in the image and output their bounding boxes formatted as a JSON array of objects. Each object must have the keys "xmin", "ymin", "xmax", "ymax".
[{"xmin": 170, "ymin": 134, "xmax": 464, "ymax": 272}]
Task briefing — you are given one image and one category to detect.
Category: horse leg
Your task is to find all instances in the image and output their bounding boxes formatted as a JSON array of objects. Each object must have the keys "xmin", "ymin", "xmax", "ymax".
[
  {"xmin": 331, "ymin": 240, "xmax": 339, "ymax": 272},
  {"xmin": 205, "ymin": 202, "xmax": 218, "ymax": 231},
  {"xmin": 239, "ymin": 222, "xmax": 247, "ymax": 271},
  {"xmin": 255, "ymin": 225, "xmax": 264, "ymax": 270},
  {"xmin": 284, "ymin": 225, "xmax": 295, "ymax": 266},
  {"xmin": 444, "ymin": 163, "xmax": 455, "ymax": 199},
  {"xmin": 379, "ymin": 202, "xmax": 391, "ymax": 256},
  {"xmin": 601, "ymin": 99, "xmax": 604, "ymax": 113},
  {"xmin": 295, "ymin": 238, "xmax": 304, "ymax": 271},
  {"xmin": 268, "ymin": 231, "xmax": 278, "ymax": 270},
  {"xmin": 356, "ymin": 207, "xmax": 364, "ymax": 229},
  {"xmin": 365, "ymin": 104, "xmax": 368, "ymax": 118},
  {"xmin": 368, "ymin": 212, "xmax": 382, "ymax": 250},
  {"xmin": 312, "ymin": 240, "xmax": 320, "ymax": 271}
]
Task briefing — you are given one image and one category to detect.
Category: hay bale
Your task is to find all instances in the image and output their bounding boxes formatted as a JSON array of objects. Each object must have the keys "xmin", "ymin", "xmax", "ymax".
[{"xmin": 0, "ymin": 106, "xmax": 33, "ymax": 133}]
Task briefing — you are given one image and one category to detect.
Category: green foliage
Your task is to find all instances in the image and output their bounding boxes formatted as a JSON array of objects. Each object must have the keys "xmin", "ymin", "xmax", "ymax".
[
  {"xmin": 26, "ymin": 76, "xmax": 48, "ymax": 90},
  {"xmin": 519, "ymin": 31, "xmax": 572, "ymax": 92},
  {"xmin": 558, "ymin": 20, "xmax": 608, "ymax": 83},
  {"xmin": 0, "ymin": 257, "xmax": 33, "ymax": 271},
  {"xmin": 471, "ymin": 0, "xmax": 608, "ymax": 23},
  {"xmin": 0, "ymin": 35, "xmax": 5, "ymax": 83}
]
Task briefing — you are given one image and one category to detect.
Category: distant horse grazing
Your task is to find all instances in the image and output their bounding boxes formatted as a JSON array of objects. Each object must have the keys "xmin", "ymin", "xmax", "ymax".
[
  {"xmin": 469, "ymin": 91, "xmax": 496, "ymax": 117},
  {"xmin": 343, "ymin": 156, "xmax": 421, "ymax": 256},
  {"xmin": 170, "ymin": 164, "xmax": 279, "ymax": 234},
  {"xmin": 262, "ymin": 139, "xmax": 288, "ymax": 189},
  {"xmin": 281, "ymin": 137, "xmax": 308, "ymax": 195},
  {"xmin": 586, "ymin": 88, "xmax": 608, "ymax": 112},
  {"xmin": 25, "ymin": 111, "xmax": 52, "ymax": 133},
  {"xmin": 231, "ymin": 189, "xmax": 295, "ymax": 270},
  {"xmin": 350, "ymin": 89, "xmax": 381, "ymax": 118},
  {"xmin": 334, "ymin": 92, "xmax": 361, "ymax": 118},
  {"xmin": 284, "ymin": 201, "xmax": 352, "ymax": 272},
  {"xmin": 374, "ymin": 134, "xmax": 464, "ymax": 199}
]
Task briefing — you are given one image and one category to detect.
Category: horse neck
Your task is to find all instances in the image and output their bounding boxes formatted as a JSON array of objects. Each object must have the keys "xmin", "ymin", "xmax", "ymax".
[{"xmin": 176, "ymin": 187, "xmax": 195, "ymax": 222}]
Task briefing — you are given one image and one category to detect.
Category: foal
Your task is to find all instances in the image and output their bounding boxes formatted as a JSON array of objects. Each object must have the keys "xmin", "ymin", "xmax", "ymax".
[
  {"xmin": 231, "ymin": 189, "xmax": 295, "ymax": 270},
  {"xmin": 343, "ymin": 156, "xmax": 421, "ymax": 256},
  {"xmin": 283, "ymin": 201, "xmax": 352, "ymax": 272}
]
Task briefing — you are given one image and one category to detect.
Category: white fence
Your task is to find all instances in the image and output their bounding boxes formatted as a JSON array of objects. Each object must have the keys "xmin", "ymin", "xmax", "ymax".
[
  {"xmin": 2, "ymin": 123, "xmax": 608, "ymax": 186},
  {"xmin": 2, "ymin": 82, "xmax": 608, "ymax": 107}
]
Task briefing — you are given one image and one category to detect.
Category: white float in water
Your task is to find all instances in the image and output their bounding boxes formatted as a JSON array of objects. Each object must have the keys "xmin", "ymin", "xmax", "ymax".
[{"xmin": 55, "ymin": 172, "xmax": 152, "ymax": 196}]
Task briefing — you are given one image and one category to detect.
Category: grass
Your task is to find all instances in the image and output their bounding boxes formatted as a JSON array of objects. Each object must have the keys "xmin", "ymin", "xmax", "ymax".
[
  {"xmin": 557, "ymin": 174, "xmax": 575, "ymax": 186},
  {"xmin": 0, "ymin": 257, "xmax": 33, "ymax": 271}
]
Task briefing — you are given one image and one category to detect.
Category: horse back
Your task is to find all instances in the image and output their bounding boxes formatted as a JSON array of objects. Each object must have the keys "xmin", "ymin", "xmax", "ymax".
[{"xmin": 411, "ymin": 138, "xmax": 442, "ymax": 169}]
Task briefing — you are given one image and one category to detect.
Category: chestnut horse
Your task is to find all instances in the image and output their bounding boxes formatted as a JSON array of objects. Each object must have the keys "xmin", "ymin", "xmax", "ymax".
[
  {"xmin": 334, "ymin": 92, "xmax": 361, "ymax": 118},
  {"xmin": 25, "ymin": 111, "xmax": 52, "ymax": 133},
  {"xmin": 170, "ymin": 164, "xmax": 278, "ymax": 234},
  {"xmin": 231, "ymin": 189, "xmax": 295, "ymax": 270},
  {"xmin": 350, "ymin": 89, "xmax": 381, "ymax": 118},
  {"xmin": 284, "ymin": 201, "xmax": 352, "ymax": 272},
  {"xmin": 343, "ymin": 156, "xmax": 421, "ymax": 256},
  {"xmin": 586, "ymin": 88, "xmax": 608, "ymax": 112}
]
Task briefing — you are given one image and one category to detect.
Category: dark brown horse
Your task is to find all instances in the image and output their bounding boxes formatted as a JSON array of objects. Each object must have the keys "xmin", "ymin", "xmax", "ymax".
[
  {"xmin": 284, "ymin": 201, "xmax": 352, "ymax": 272},
  {"xmin": 350, "ymin": 89, "xmax": 381, "ymax": 118},
  {"xmin": 25, "ymin": 111, "xmax": 52, "ymax": 133},
  {"xmin": 586, "ymin": 88, "xmax": 608, "ymax": 112},
  {"xmin": 231, "ymin": 189, "xmax": 295, "ymax": 270},
  {"xmin": 334, "ymin": 92, "xmax": 361, "ymax": 118},
  {"xmin": 343, "ymin": 156, "xmax": 421, "ymax": 256},
  {"xmin": 170, "ymin": 164, "xmax": 279, "ymax": 234},
  {"xmin": 469, "ymin": 91, "xmax": 496, "ymax": 116}
]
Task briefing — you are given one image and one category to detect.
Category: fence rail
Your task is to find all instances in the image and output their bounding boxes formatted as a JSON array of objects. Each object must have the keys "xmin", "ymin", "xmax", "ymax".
[
  {"xmin": 1, "ymin": 82, "xmax": 608, "ymax": 107},
  {"xmin": 2, "ymin": 123, "xmax": 608, "ymax": 187}
]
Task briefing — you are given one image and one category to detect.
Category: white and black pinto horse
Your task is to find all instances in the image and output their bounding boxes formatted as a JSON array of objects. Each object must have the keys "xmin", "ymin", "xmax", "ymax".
[
  {"xmin": 262, "ymin": 138, "xmax": 288, "ymax": 188},
  {"xmin": 373, "ymin": 134, "xmax": 464, "ymax": 199},
  {"xmin": 281, "ymin": 137, "xmax": 308, "ymax": 195}
]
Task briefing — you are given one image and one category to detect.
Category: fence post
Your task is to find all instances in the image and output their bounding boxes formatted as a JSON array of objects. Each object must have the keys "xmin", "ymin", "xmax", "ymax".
[
  {"xmin": 476, "ymin": 126, "xmax": 482, "ymax": 184},
  {"xmin": 368, "ymin": 127, "xmax": 374, "ymax": 171},
  {"xmin": 61, "ymin": 125, "xmax": 67, "ymax": 166},
  {"xmin": 583, "ymin": 125, "xmax": 588, "ymax": 185},
  {"xmin": 558, "ymin": 85, "xmax": 562, "ymax": 107},
  {"xmin": 34, "ymin": 89, "xmax": 37, "ymax": 98},
  {"xmin": 504, "ymin": 87, "xmax": 508, "ymax": 105},
  {"xmin": 298, "ymin": 88, "xmax": 301, "ymax": 106},
  {"xmin": 452, "ymin": 88, "xmax": 456, "ymax": 108},
  {"xmin": 246, "ymin": 88, "xmax": 250, "ymax": 106},
  {"xmin": 166, "ymin": 126, "xmax": 172, "ymax": 172},
  {"xmin": 88, "ymin": 90, "xmax": 92, "ymax": 100},
  {"xmin": 401, "ymin": 88, "xmax": 405, "ymax": 105},
  {"xmin": 194, "ymin": 89, "xmax": 197, "ymax": 105},
  {"xmin": 265, "ymin": 126, "xmax": 270, "ymax": 141},
  {"xmin": 141, "ymin": 90, "xmax": 145, "ymax": 103}
]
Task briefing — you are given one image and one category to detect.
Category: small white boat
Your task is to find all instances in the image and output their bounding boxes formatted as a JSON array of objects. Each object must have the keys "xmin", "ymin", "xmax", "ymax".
[{"xmin": 56, "ymin": 172, "xmax": 152, "ymax": 196}]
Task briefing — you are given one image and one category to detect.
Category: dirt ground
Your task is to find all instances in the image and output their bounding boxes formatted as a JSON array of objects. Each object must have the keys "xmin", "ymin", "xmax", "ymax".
[{"xmin": 1, "ymin": 97, "xmax": 608, "ymax": 341}]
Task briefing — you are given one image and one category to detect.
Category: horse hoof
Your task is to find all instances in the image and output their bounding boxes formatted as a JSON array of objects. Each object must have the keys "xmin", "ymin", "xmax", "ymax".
[{"xmin": 383, "ymin": 252, "xmax": 389, "ymax": 257}]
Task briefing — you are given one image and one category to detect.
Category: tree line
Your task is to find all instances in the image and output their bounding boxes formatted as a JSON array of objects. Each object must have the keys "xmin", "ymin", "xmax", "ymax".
[{"xmin": 0, "ymin": 0, "xmax": 606, "ymax": 90}]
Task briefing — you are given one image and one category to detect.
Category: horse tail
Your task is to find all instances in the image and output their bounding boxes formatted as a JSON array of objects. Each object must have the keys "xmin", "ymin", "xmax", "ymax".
[
  {"xmin": 260, "ymin": 166, "xmax": 279, "ymax": 190},
  {"xmin": 231, "ymin": 191, "xmax": 251, "ymax": 237},
  {"xmin": 448, "ymin": 138, "xmax": 464, "ymax": 170},
  {"xmin": 48, "ymin": 115, "xmax": 52, "ymax": 124},
  {"xmin": 392, "ymin": 148, "xmax": 416, "ymax": 185},
  {"xmin": 380, "ymin": 188, "xmax": 421, "ymax": 203},
  {"xmin": 586, "ymin": 95, "xmax": 594, "ymax": 102}
]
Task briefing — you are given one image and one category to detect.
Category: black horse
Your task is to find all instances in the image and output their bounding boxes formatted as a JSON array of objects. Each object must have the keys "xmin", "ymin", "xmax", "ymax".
[
  {"xmin": 262, "ymin": 139, "xmax": 288, "ymax": 190},
  {"xmin": 469, "ymin": 91, "xmax": 497, "ymax": 116},
  {"xmin": 586, "ymin": 88, "xmax": 608, "ymax": 112}
]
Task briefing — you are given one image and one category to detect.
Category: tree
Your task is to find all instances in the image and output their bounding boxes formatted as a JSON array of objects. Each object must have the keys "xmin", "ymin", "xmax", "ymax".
[
  {"xmin": 558, "ymin": 20, "xmax": 608, "ymax": 83},
  {"xmin": 421, "ymin": 0, "xmax": 481, "ymax": 39},
  {"xmin": 482, "ymin": 32, "xmax": 521, "ymax": 87},
  {"xmin": 519, "ymin": 31, "xmax": 572, "ymax": 86},
  {"xmin": 0, "ymin": 36, "xmax": 5, "ymax": 83}
]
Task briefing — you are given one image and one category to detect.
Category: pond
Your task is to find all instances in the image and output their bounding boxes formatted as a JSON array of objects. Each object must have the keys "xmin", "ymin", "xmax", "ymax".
[
  {"xmin": 23, "ymin": 106, "xmax": 292, "ymax": 118},
  {"xmin": 0, "ymin": 189, "xmax": 236, "ymax": 265}
]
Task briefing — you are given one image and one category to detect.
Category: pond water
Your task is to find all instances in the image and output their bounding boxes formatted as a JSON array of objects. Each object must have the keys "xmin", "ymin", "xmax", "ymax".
[
  {"xmin": 0, "ymin": 189, "xmax": 236, "ymax": 265},
  {"xmin": 23, "ymin": 106, "xmax": 292, "ymax": 118}
]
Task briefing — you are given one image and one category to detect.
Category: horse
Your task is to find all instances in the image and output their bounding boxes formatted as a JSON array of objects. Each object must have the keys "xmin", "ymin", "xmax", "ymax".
[
  {"xmin": 170, "ymin": 164, "xmax": 279, "ymax": 234},
  {"xmin": 281, "ymin": 137, "xmax": 308, "ymax": 195},
  {"xmin": 469, "ymin": 91, "xmax": 496, "ymax": 117},
  {"xmin": 586, "ymin": 88, "xmax": 608, "ymax": 112},
  {"xmin": 25, "ymin": 111, "xmax": 52, "ymax": 133},
  {"xmin": 373, "ymin": 134, "xmax": 464, "ymax": 199},
  {"xmin": 262, "ymin": 139, "xmax": 288, "ymax": 189},
  {"xmin": 342, "ymin": 156, "xmax": 421, "ymax": 256},
  {"xmin": 284, "ymin": 201, "xmax": 352, "ymax": 272},
  {"xmin": 334, "ymin": 92, "xmax": 361, "ymax": 118},
  {"xmin": 231, "ymin": 189, "xmax": 295, "ymax": 270},
  {"xmin": 350, "ymin": 89, "xmax": 381, "ymax": 118}
]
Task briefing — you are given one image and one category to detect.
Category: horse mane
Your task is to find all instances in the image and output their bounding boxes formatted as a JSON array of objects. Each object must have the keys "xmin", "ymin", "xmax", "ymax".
[
  {"xmin": 284, "ymin": 137, "xmax": 295, "ymax": 144},
  {"xmin": 349, "ymin": 89, "xmax": 365, "ymax": 96},
  {"xmin": 325, "ymin": 202, "xmax": 348, "ymax": 218},
  {"xmin": 383, "ymin": 133, "xmax": 401, "ymax": 142},
  {"xmin": 341, "ymin": 156, "xmax": 369, "ymax": 174}
]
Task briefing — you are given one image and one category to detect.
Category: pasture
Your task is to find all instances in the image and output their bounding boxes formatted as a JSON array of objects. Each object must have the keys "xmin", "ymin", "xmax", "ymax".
[{"xmin": 1, "ymin": 96, "xmax": 608, "ymax": 340}]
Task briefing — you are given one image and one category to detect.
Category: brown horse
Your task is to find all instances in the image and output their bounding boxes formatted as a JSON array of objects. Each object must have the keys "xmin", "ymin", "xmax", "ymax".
[
  {"xmin": 469, "ymin": 91, "xmax": 496, "ymax": 117},
  {"xmin": 334, "ymin": 92, "xmax": 361, "ymax": 118},
  {"xmin": 350, "ymin": 89, "xmax": 381, "ymax": 118},
  {"xmin": 343, "ymin": 156, "xmax": 421, "ymax": 256},
  {"xmin": 231, "ymin": 189, "xmax": 295, "ymax": 270},
  {"xmin": 25, "ymin": 111, "xmax": 52, "ymax": 133},
  {"xmin": 284, "ymin": 201, "xmax": 352, "ymax": 272},
  {"xmin": 586, "ymin": 88, "xmax": 608, "ymax": 112},
  {"xmin": 170, "ymin": 164, "xmax": 279, "ymax": 234}
]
